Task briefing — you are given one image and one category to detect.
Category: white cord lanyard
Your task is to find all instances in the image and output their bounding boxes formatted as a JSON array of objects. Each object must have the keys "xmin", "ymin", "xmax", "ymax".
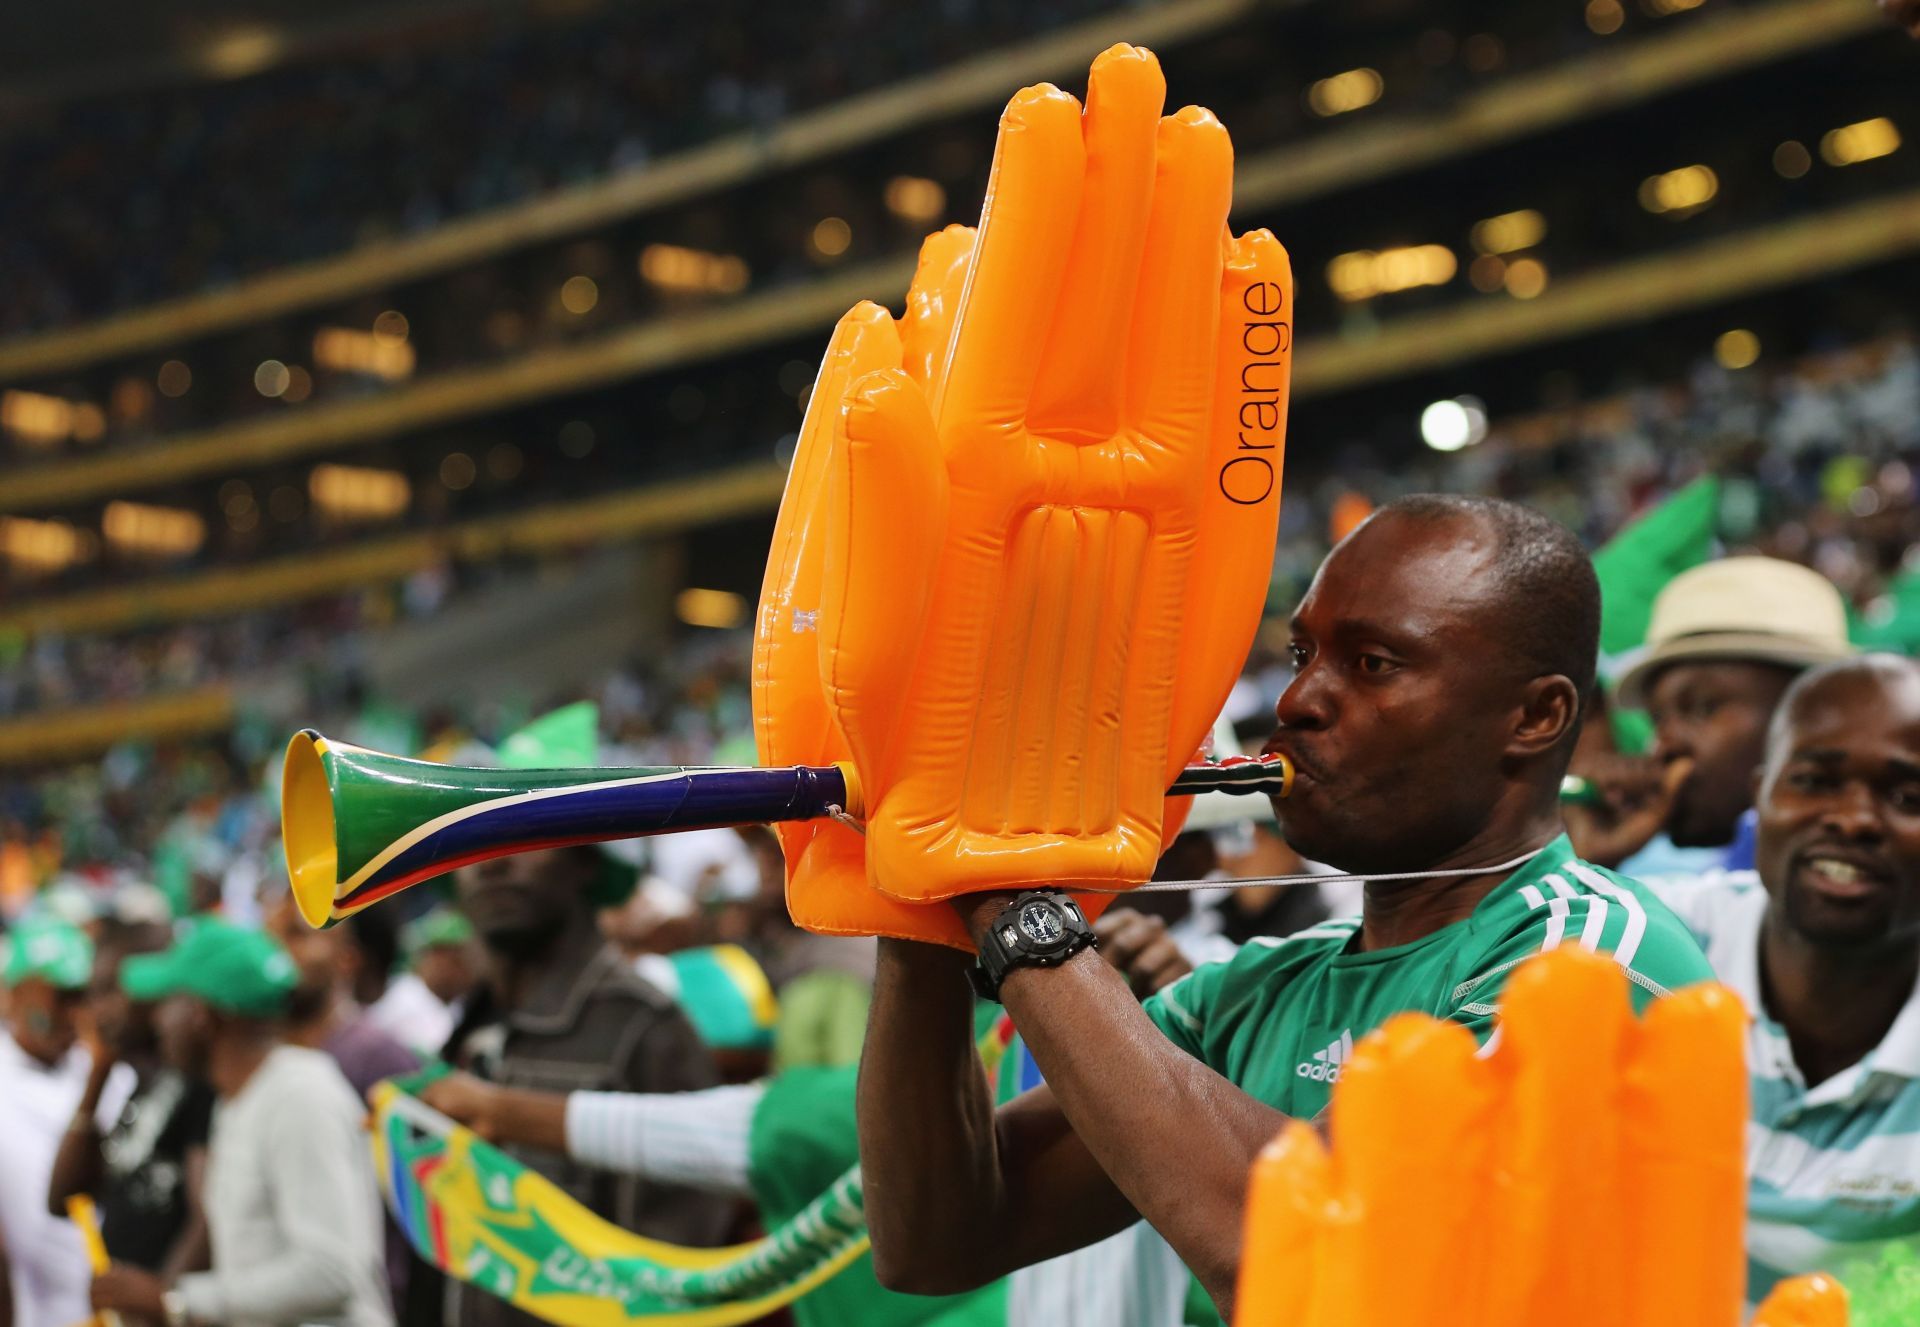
[
  {"xmin": 824, "ymin": 800, "xmax": 1547, "ymax": 896},
  {"xmin": 1088, "ymin": 848, "xmax": 1549, "ymax": 894}
]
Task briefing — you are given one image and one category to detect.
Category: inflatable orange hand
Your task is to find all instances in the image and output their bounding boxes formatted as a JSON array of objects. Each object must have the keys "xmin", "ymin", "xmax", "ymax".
[
  {"xmin": 755, "ymin": 226, "xmax": 977, "ymax": 947},
  {"xmin": 820, "ymin": 45, "xmax": 1292, "ymax": 906}
]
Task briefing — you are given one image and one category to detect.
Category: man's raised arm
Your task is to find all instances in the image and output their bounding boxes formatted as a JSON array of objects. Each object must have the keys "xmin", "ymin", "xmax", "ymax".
[
  {"xmin": 857, "ymin": 928, "xmax": 1291, "ymax": 1314},
  {"xmin": 856, "ymin": 939, "xmax": 1137, "ymax": 1294}
]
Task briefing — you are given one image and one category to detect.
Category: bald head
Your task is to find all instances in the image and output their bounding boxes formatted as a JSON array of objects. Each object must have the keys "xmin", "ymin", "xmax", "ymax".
[
  {"xmin": 1370, "ymin": 495, "xmax": 1601, "ymax": 722},
  {"xmin": 1768, "ymin": 654, "xmax": 1920, "ymax": 758}
]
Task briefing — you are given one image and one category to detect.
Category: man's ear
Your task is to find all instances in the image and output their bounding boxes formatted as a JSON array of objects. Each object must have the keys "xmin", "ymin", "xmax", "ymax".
[{"xmin": 1511, "ymin": 675, "xmax": 1581, "ymax": 760}]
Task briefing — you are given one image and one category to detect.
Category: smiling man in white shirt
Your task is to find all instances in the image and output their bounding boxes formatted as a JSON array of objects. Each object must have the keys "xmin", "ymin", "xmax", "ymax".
[{"xmin": 1652, "ymin": 654, "xmax": 1920, "ymax": 1303}]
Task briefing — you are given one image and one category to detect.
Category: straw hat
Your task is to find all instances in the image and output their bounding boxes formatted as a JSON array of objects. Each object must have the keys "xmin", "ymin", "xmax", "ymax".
[{"xmin": 1615, "ymin": 556, "xmax": 1852, "ymax": 707}]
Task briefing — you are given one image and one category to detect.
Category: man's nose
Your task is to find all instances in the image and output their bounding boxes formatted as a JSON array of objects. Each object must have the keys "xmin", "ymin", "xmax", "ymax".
[
  {"xmin": 1818, "ymin": 781, "xmax": 1886, "ymax": 841},
  {"xmin": 1274, "ymin": 665, "xmax": 1331, "ymax": 731}
]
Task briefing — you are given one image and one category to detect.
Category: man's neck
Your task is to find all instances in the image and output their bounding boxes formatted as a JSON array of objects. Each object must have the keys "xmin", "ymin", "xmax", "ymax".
[
  {"xmin": 1357, "ymin": 810, "xmax": 1562, "ymax": 953},
  {"xmin": 1760, "ymin": 915, "xmax": 1920, "ymax": 1088},
  {"xmin": 208, "ymin": 1030, "xmax": 278, "ymax": 1100},
  {"xmin": 485, "ymin": 912, "xmax": 598, "ymax": 1013}
]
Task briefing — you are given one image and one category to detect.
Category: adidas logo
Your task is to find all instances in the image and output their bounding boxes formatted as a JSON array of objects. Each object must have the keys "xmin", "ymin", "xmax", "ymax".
[{"xmin": 1295, "ymin": 1030, "xmax": 1355, "ymax": 1083}]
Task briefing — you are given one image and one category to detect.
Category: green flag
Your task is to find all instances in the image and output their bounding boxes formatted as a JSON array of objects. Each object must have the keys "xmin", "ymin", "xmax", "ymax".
[
  {"xmin": 497, "ymin": 701, "xmax": 600, "ymax": 769},
  {"xmin": 1591, "ymin": 476, "xmax": 1721, "ymax": 660}
]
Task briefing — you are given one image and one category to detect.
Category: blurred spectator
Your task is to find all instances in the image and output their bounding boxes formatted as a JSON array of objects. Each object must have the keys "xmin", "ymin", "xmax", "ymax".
[
  {"xmin": 0, "ymin": 920, "xmax": 134, "ymax": 1327},
  {"xmin": 266, "ymin": 894, "xmax": 419, "ymax": 1102},
  {"xmin": 384, "ymin": 906, "xmax": 478, "ymax": 1055},
  {"xmin": 45, "ymin": 919, "xmax": 212, "ymax": 1283},
  {"xmin": 443, "ymin": 845, "xmax": 733, "ymax": 1327},
  {"xmin": 91, "ymin": 919, "xmax": 392, "ymax": 1327},
  {"xmin": 1568, "ymin": 558, "xmax": 1853, "ymax": 874}
]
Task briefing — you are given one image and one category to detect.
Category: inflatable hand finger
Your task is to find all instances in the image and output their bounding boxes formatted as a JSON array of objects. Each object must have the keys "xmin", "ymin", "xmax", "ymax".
[
  {"xmin": 821, "ymin": 45, "xmax": 1289, "ymax": 905},
  {"xmin": 755, "ymin": 227, "xmax": 982, "ymax": 947}
]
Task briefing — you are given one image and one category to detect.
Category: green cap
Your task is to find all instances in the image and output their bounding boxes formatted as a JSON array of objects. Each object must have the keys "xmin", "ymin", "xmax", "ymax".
[
  {"xmin": 402, "ymin": 906, "xmax": 474, "ymax": 957},
  {"xmin": 121, "ymin": 918, "xmax": 298, "ymax": 1017},
  {"xmin": 3, "ymin": 920, "xmax": 94, "ymax": 990},
  {"xmin": 658, "ymin": 945, "xmax": 778, "ymax": 1052}
]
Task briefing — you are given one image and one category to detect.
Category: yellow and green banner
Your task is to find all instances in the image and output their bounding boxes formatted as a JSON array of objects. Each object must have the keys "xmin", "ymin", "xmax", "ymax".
[{"xmin": 369, "ymin": 1082, "xmax": 870, "ymax": 1326}]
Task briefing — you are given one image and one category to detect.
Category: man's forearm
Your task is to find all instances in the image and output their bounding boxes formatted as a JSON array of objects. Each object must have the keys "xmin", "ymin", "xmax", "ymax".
[
  {"xmin": 999, "ymin": 947, "xmax": 1288, "ymax": 1315},
  {"xmin": 857, "ymin": 939, "xmax": 1005, "ymax": 1292}
]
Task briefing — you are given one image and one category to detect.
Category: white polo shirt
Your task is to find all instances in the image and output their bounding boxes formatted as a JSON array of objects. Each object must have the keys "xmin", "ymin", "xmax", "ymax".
[
  {"xmin": 1652, "ymin": 873, "xmax": 1920, "ymax": 1304},
  {"xmin": 0, "ymin": 1031, "xmax": 133, "ymax": 1327}
]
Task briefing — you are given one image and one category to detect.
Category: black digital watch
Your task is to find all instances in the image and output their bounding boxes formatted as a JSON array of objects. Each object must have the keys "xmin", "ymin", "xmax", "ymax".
[{"xmin": 968, "ymin": 891, "xmax": 1097, "ymax": 1002}]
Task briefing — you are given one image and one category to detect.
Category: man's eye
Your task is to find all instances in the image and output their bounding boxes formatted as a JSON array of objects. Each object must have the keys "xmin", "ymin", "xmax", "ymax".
[
  {"xmin": 1788, "ymin": 770, "xmax": 1836, "ymax": 793},
  {"xmin": 1356, "ymin": 653, "xmax": 1396, "ymax": 676},
  {"xmin": 1890, "ymin": 784, "xmax": 1920, "ymax": 812},
  {"xmin": 1287, "ymin": 643, "xmax": 1310, "ymax": 669}
]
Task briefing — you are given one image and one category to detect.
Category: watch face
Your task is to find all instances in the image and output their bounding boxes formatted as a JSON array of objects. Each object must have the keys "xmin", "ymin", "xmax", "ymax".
[{"xmin": 1018, "ymin": 901, "xmax": 1066, "ymax": 947}]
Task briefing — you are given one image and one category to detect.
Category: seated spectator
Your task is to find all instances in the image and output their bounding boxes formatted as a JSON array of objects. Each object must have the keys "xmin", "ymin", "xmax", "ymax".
[
  {"xmin": 445, "ymin": 844, "xmax": 734, "ymax": 1327},
  {"xmin": 1570, "ymin": 557, "xmax": 1852, "ymax": 873},
  {"xmin": 89, "ymin": 918, "xmax": 393, "ymax": 1327},
  {"xmin": 1653, "ymin": 654, "xmax": 1920, "ymax": 1305},
  {"xmin": 46, "ymin": 918, "xmax": 213, "ymax": 1284},
  {"xmin": 0, "ymin": 920, "xmax": 133, "ymax": 1327}
]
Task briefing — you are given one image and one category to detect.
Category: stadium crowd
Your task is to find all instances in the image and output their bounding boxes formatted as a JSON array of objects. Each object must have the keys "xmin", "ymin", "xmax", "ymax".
[
  {"xmin": 0, "ymin": 0, "xmax": 1693, "ymax": 341},
  {"xmin": 7, "ymin": 327, "xmax": 1916, "ymax": 717}
]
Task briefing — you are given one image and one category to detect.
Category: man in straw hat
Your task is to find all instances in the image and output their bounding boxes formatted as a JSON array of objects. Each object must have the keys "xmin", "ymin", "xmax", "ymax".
[{"xmin": 1570, "ymin": 556, "xmax": 1853, "ymax": 873}]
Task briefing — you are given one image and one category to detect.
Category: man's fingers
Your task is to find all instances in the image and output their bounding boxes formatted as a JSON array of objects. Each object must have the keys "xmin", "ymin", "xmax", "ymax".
[
  {"xmin": 1027, "ymin": 44, "xmax": 1164, "ymax": 443},
  {"xmin": 1123, "ymin": 106, "xmax": 1233, "ymax": 462},
  {"xmin": 935, "ymin": 84, "xmax": 1085, "ymax": 441}
]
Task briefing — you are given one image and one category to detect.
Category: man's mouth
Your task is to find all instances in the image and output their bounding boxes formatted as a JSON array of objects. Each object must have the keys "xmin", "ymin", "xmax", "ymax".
[
  {"xmin": 1262, "ymin": 736, "xmax": 1325, "ymax": 787},
  {"xmin": 1796, "ymin": 850, "xmax": 1892, "ymax": 901}
]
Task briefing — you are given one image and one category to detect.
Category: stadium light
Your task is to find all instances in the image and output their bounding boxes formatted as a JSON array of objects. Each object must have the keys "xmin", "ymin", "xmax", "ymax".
[
  {"xmin": 1714, "ymin": 329, "xmax": 1760, "ymax": 369},
  {"xmin": 1585, "ymin": 0, "xmax": 1625, "ymax": 34},
  {"xmin": 1470, "ymin": 209, "xmax": 1547, "ymax": 256},
  {"xmin": 103, "ymin": 502, "xmax": 205, "ymax": 558},
  {"xmin": 0, "ymin": 517, "xmax": 92, "ymax": 573},
  {"xmin": 1637, "ymin": 164, "xmax": 1718, "ymax": 215},
  {"xmin": 1773, "ymin": 141, "xmax": 1812, "ymax": 179},
  {"xmin": 254, "ymin": 360, "xmax": 292, "ymax": 398},
  {"xmin": 1, "ymin": 390, "xmax": 103, "ymax": 448},
  {"xmin": 310, "ymin": 464, "xmax": 410, "ymax": 522},
  {"xmin": 156, "ymin": 361, "xmax": 192, "ymax": 398},
  {"xmin": 560, "ymin": 276, "xmax": 600, "ymax": 315},
  {"xmin": 1643, "ymin": 0, "xmax": 1704, "ymax": 15},
  {"xmin": 676, "ymin": 588, "xmax": 748, "ymax": 630},
  {"xmin": 810, "ymin": 217, "xmax": 852, "ymax": 260},
  {"xmin": 1421, "ymin": 398, "xmax": 1488, "ymax": 453},
  {"xmin": 313, "ymin": 328, "xmax": 416, "ymax": 381},
  {"xmin": 1821, "ymin": 118, "xmax": 1901, "ymax": 167},
  {"xmin": 1306, "ymin": 68, "xmax": 1383, "ymax": 118},
  {"xmin": 1503, "ymin": 257, "xmax": 1548, "ymax": 299},
  {"xmin": 885, "ymin": 176, "xmax": 947, "ymax": 223},
  {"xmin": 1326, "ymin": 245, "xmax": 1457, "ymax": 301},
  {"xmin": 638, "ymin": 245, "xmax": 749, "ymax": 294}
]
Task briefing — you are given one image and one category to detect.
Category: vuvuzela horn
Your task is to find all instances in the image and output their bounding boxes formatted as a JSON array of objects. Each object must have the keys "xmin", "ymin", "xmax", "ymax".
[{"xmin": 283, "ymin": 730, "xmax": 1293, "ymax": 928}]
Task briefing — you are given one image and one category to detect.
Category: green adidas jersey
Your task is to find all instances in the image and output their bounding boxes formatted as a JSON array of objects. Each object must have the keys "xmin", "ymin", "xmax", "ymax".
[{"xmin": 1143, "ymin": 835, "xmax": 1715, "ymax": 1120}]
